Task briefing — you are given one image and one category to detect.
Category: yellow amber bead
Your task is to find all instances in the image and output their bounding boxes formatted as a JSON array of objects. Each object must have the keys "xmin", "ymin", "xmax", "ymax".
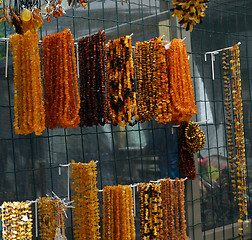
[{"xmin": 20, "ymin": 9, "xmax": 32, "ymax": 21}]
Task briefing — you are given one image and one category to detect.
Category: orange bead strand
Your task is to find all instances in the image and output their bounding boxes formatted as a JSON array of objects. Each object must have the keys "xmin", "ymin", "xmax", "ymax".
[{"xmin": 10, "ymin": 31, "xmax": 45, "ymax": 135}]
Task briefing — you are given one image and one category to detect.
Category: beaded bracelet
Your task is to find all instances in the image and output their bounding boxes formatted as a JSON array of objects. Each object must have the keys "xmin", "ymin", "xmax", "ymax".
[
  {"xmin": 70, "ymin": 160, "xmax": 100, "ymax": 240},
  {"xmin": 166, "ymin": 39, "xmax": 197, "ymax": 124},
  {"xmin": 42, "ymin": 29, "xmax": 80, "ymax": 129},
  {"xmin": 78, "ymin": 30, "xmax": 109, "ymax": 126},
  {"xmin": 10, "ymin": 31, "xmax": 45, "ymax": 135},
  {"xmin": 1, "ymin": 201, "xmax": 33, "ymax": 240}
]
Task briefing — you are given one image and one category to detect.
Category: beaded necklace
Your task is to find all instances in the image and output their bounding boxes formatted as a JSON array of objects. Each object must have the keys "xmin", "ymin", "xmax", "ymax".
[
  {"xmin": 41, "ymin": 29, "xmax": 80, "ymax": 129},
  {"xmin": 139, "ymin": 183, "xmax": 163, "ymax": 240},
  {"xmin": 102, "ymin": 185, "xmax": 135, "ymax": 240},
  {"xmin": 10, "ymin": 31, "xmax": 45, "ymax": 135},
  {"xmin": 70, "ymin": 160, "xmax": 100, "ymax": 240},
  {"xmin": 166, "ymin": 39, "xmax": 197, "ymax": 125},
  {"xmin": 1, "ymin": 201, "xmax": 33, "ymax": 240},
  {"xmin": 106, "ymin": 36, "xmax": 137, "ymax": 127},
  {"xmin": 135, "ymin": 37, "xmax": 172, "ymax": 124},
  {"xmin": 78, "ymin": 30, "xmax": 108, "ymax": 126},
  {"xmin": 230, "ymin": 45, "xmax": 247, "ymax": 238},
  {"xmin": 222, "ymin": 50, "xmax": 237, "ymax": 205}
]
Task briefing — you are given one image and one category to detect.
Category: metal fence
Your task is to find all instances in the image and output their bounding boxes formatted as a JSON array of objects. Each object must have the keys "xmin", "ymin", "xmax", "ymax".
[{"xmin": 0, "ymin": 0, "xmax": 252, "ymax": 239}]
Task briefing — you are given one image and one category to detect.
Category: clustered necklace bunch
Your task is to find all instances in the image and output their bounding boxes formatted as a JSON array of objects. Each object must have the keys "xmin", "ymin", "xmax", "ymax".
[
  {"xmin": 38, "ymin": 197, "xmax": 67, "ymax": 240},
  {"xmin": 1, "ymin": 201, "xmax": 33, "ymax": 240},
  {"xmin": 166, "ymin": 39, "xmax": 197, "ymax": 125},
  {"xmin": 41, "ymin": 28, "xmax": 80, "ymax": 129},
  {"xmin": 139, "ymin": 183, "xmax": 163, "ymax": 239},
  {"xmin": 222, "ymin": 50, "xmax": 236, "ymax": 204},
  {"xmin": 70, "ymin": 160, "xmax": 100, "ymax": 240},
  {"xmin": 230, "ymin": 45, "xmax": 247, "ymax": 238},
  {"xmin": 160, "ymin": 178, "xmax": 187, "ymax": 240},
  {"xmin": 102, "ymin": 185, "xmax": 135, "ymax": 240},
  {"xmin": 10, "ymin": 31, "xmax": 45, "ymax": 135},
  {"xmin": 106, "ymin": 35, "xmax": 138, "ymax": 127},
  {"xmin": 179, "ymin": 121, "xmax": 205, "ymax": 179},
  {"xmin": 171, "ymin": 0, "xmax": 208, "ymax": 32},
  {"xmin": 135, "ymin": 37, "xmax": 172, "ymax": 124},
  {"xmin": 78, "ymin": 30, "xmax": 109, "ymax": 126}
]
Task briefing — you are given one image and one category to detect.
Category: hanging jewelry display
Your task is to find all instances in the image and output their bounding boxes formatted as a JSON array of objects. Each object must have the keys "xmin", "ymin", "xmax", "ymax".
[
  {"xmin": 10, "ymin": 31, "xmax": 45, "ymax": 135},
  {"xmin": 170, "ymin": 0, "xmax": 208, "ymax": 32},
  {"xmin": 102, "ymin": 185, "xmax": 135, "ymax": 240},
  {"xmin": 179, "ymin": 121, "xmax": 205, "ymax": 180},
  {"xmin": 1, "ymin": 201, "xmax": 33, "ymax": 240},
  {"xmin": 1, "ymin": 0, "xmax": 65, "ymax": 34},
  {"xmin": 160, "ymin": 178, "xmax": 187, "ymax": 239},
  {"xmin": 45, "ymin": 0, "xmax": 65, "ymax": 23},
  {"xmin": 41, "ymin": 29, "xmax": 80, "ymax": 130},
  {"xmin": 166, "ymin": 39, "xmax": 197, "ymax": 124},
  {"xmin": 230, "ymin": 44, "xmax": 247, "ymax": 238},
  {"xmin": 135, "ymin": 37, "xmax": 172, "ymax": 124},
  {"xmin": 38, "ymin": 197, "xmax": 67, "ymax": 240},
  {"xmin": 139, "ymin": 183, "xmax": 163, "ymax": 240},
  {"xmin": 78, "ymin": 30, "xmax": 109, "ymax": 126},
  {"xmin": 106, "ymin": 35, "xmax": 138, "ymax": 127},
  {"xmin": 70, "ymin": 160, "xmax": 100, "ymax": 240},
  {"xmin": 222, "ymin": 49, "xmax": 237, "ymax": 205}
]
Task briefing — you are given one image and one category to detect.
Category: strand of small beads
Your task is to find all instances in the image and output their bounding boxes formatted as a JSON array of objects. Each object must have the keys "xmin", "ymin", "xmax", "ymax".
[
  {"xmin": 178, "ymin": 179, "xmax": 187, "ymax": 239},
  {"xmin": 10, "ymin": 31, "xmax": 45, "ymax": 135},
  {"xmin": 102, "ymin": 185, "xmax": 135, "ymax": 240},
  {"xmin": 70, "ymin": 160, "xmax": 100, "ymax": 240},
  {"xmin": 135, "ymin": 37, "xmax": 172, "ymax": 124},
  {"xmin": 222, "ymin": 49, "xmax": 237, "ymax": 205},
  {"xmin": 230, "ymin": 45, "xmax": 247, "ymax": 239},
  {"xmin": 139, "ymin": 183, "xmax": 163, "ymax": 240},
  {"xmin": 42, "ymin": 29, "xmax": 80, "ymax": 129},
  {"xmin": 78, "ymin": 30, "xmax": 108, "ymax": 126},
  {"xmin": 1, "ymin": 201, "xmax": 33, "ymax": 240},
  {"xmin": 106, "ymin": 36, "xmax": 138, "ymax": 127},
  {"xmin": 166, "ymin": 39, "xmax": 197, "ymax": 125}
]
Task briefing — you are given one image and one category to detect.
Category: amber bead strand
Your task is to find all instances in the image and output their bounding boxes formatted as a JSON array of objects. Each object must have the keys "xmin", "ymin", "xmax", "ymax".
[
  {"xmin": 135, "ymin": 37, "xmax": 172, "ymax": 124},
  {"xmin": 139, "ymin": 183, "xmax": 163, "ymax": 240},
  {"xmin": 106, "ymin": 36, "xmax": 137, "ymax": 126},
  {"xmin": 230, "ymin": 45, "xmax": 247, "ymax": 238},
  {"xmin": 78, "ymin": 30, "xmax": 108, "ymax": 126},
  {"xmin": 42, "ymin": 29, "xmax": 80, "ymax": 129},
  {"xmin": 2, "ymin": 201, "xmax": 33, "ymax": 240},
  {"xmin": 166, "ymin": 39, "xmax": 197, "ymax": 124},
  {"xmin": 10, "ymin": 31, "xmax": 45, "ymax": 135},
  {"xmin": 222, "ymin": 50, "xmax": 237, "ymax": 204},
  {"xmin": 70, "ymin": 160, "xmax": 100, "ymax": 240},
  {"xmin": 178, "ymin": 179, "xmax": 187, "ymax": 239}
]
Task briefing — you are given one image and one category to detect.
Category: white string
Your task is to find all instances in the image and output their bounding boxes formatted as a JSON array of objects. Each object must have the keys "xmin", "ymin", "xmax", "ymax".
[{"xmin": 67, "ymin": 165, "xmax": 70, "ymax": 200}]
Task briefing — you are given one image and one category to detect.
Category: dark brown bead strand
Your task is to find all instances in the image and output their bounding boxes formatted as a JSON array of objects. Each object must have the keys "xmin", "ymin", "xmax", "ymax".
[
  {"xmin": 78, "ymin": 30, "xmax": 108, "ymax": 126},
  {"xmin": 178, "ymin": 121, "xmax": 196, "ymax": 180},
  {"xmin": 222, "ymin": 49, "xmax": 236, "ymax": 204}
]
